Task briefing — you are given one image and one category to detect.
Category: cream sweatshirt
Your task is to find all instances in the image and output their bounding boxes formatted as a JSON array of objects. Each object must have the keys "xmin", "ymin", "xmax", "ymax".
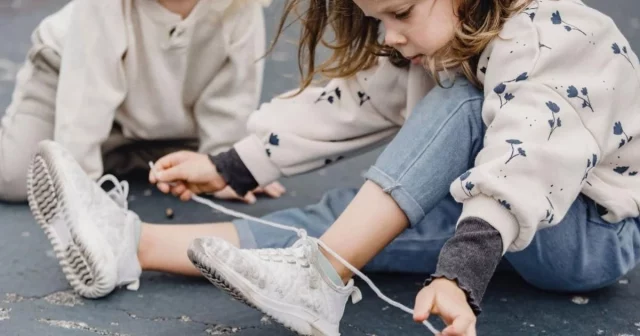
[
  {"xmin": 233, "ymin": 0, "xmax": 640, "ymax": 252},
  {"xmin": 36, "ymin": 0, "xmax": 269, "ymax": 179}
]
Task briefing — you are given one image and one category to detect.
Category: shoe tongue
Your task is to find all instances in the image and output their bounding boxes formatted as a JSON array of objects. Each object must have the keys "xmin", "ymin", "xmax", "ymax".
[{"xmin": 292, "ymin": 238, "xmax": 318, "ymax": 262}]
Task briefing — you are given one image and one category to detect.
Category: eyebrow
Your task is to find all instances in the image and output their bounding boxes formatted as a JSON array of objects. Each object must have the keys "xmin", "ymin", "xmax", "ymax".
[{"xmin": 376, "ymin": 0, "xmax": 411, "ymax": 13}]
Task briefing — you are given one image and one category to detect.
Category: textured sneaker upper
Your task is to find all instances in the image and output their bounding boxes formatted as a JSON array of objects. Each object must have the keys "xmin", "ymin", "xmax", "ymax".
[
  {"xmin": 39, "ymin": 140, "xmax": 142, "ymax": 288},
  {"xmin": 197, "ymin": 236, "xmax": 361, "ymax": 326}
]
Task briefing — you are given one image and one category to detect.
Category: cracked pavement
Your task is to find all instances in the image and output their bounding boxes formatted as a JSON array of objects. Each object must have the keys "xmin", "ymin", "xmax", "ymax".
[{"xmin": 1, "ymin": 1, "xmax": 640, "ymax": 335}]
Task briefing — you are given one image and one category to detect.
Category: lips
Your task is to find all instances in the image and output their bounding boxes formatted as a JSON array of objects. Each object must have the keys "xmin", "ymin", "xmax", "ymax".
[{"xmin": 408, "ymin": 54, "xmax": 423, "ymax": 65}]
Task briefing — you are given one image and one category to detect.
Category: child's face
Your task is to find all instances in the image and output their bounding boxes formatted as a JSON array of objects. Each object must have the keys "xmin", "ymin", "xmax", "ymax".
[{"xmin": 353, "ymin": 0, "xmax": 459, "ymax": 65}]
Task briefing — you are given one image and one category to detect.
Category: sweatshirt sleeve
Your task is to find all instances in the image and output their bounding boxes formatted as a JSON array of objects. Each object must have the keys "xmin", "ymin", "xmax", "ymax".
[
  {"xmin": 53, "ymin": 0, "xmax": 128, "ymax": 179},
  {"xmin": 194, "ymin": 3, "xmax": 266, "ymax": 155},
  {"xmin": 449, "ymin": 12, "xmax": 600, "ymax": 253},
  {"xmin": 233, "ymin": 58, "xmax": 408, "ymax": 186}
]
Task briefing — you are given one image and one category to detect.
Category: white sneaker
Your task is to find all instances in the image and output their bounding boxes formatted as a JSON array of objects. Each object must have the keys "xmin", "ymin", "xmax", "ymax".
[
  {"xmin": 188, "ymin": 236, "xmax": 362, "ymax": 336},
  {"xmin": 27, "ymin": 140, "xmax": 142, "ymax": 299}
]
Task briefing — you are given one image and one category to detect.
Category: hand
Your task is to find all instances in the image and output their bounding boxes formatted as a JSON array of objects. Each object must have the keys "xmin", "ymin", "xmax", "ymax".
[
  {"xmin": 413, "ymin": 278, "xmax": 476, "ymax": 336},
  {"xmin": 212, "ymin": 182, "xmax": 287, "ymax": 204},
  {"xmin": 149, "ymin": 151, "xmax": 226, "ymax": 199}
]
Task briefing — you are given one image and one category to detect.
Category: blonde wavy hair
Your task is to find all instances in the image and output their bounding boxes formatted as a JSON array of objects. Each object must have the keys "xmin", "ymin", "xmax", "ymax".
[{"xmin": 269, "ymin": 0, "xmax": 530, "ymax": 91}]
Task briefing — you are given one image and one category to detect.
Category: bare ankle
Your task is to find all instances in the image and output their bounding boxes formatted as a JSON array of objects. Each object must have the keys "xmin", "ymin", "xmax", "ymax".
[
  {"xmin": 319, "ymin": 246, "xmax": 352, "ymax": 284},
  {"xmin": 136, "ymin": 223, "xmax": 153, "ymax": 270}
]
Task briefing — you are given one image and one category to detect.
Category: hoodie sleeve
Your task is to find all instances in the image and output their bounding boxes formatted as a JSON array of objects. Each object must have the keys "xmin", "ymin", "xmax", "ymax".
[
  {"xmin": 449, "ymin": 7, "xmax": 601, "ymax": 253},
  {"xmin": 53, "ymin": 0, "xmax": 128, "ymax": 179},
  {"xmin": 233, "ymin": 58, "xmax": 409, "ymax": 186}
]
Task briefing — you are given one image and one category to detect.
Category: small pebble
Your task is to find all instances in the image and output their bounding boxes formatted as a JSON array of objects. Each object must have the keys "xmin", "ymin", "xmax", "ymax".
[
  {"xmin": 143, "ymin": 189, "xmax": 152, "ymax": 196},
  {"xmin": 571, "ymin": 296, "xmax": 589, "ymax": 305},
  {"xmin": 21, "ymin": 231, "xmax": 30, "ymax": 237},
  {"xmin": 619, "ymin": 279, "xmax": 629, "ymax": 285},
  {"xmin": 165, "ymin": 208, "xmax": 174, "ymax": 219}
]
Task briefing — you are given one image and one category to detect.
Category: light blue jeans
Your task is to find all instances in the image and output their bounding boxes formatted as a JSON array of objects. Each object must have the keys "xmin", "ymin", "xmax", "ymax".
[{"xmin": 234, "ymin": 78, "xmax": 640, "ymax": 293}]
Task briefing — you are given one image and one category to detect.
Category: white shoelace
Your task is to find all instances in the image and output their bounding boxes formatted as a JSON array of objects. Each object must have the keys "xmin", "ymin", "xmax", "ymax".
[
  {"xmin": 148, "ymin": 162, "xmax": 439, "ymax": 335},
  {"xmin": 98, "ymin": 174, "xmax": 130, "ymax": 209}
]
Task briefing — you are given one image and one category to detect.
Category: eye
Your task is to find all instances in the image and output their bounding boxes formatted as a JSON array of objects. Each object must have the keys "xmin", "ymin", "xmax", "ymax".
[{"xmin": 394, "ymin": 6, "xmax": 414, "ymax": 20}]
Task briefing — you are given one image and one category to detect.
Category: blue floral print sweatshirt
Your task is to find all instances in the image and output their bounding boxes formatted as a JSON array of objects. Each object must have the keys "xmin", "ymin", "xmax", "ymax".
[{"xmin": 230, "ymin": 0, "xmax": 640, "ymax": 254}]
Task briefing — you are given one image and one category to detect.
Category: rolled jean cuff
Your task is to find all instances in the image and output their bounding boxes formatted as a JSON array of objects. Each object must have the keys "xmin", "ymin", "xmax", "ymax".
[
  {"xmin": 364, "ymin": 165, "xmax": 426, "ymax": 227},
  {"xmin": 232, "ymin": 219, "xmax": 258, "ymax": 249}
]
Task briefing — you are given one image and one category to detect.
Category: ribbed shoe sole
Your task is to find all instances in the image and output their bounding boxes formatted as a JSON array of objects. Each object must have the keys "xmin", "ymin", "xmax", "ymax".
[
  {"xmin": 188, "ymin": 241, "xmax": 339, "ymax": 336},
  {"xmin": 27, "ymin": 145, "xmax": 116, "ymax": 298}
]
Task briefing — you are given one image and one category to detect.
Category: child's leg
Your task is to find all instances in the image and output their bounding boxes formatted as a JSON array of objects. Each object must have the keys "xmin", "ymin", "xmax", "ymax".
[
  {"xmin": 505, "ymin": 195, "xmax": 640, "ymax": 292},
  {"xmin": 321, "ymin": 79, "xmax": 485, "ymax": 279},
  {"xmin": 0, "ymin": 33, "xmax": 59, "ymax": 201},
  {"xmin": 138, "ymin": 222, "xmax": 239, "ymax": 277}
]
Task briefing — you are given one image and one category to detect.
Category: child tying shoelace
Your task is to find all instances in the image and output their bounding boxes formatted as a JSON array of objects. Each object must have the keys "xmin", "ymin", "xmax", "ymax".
[{"xmin": 28, "ymin": 0, "xmax": 640, "ymax": 335}]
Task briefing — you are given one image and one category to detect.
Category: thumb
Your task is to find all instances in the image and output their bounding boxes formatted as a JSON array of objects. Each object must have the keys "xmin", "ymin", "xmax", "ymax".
[
  {"xmin": 156, "ymin": 164, "xmax": 188, "ymax": 183},
  {"xmin": 413, "ymin": 289, "xmax": 435, "ymax": 323},
  {"xmin": 155, "ymin": 151, "xmax": 188, "ymax": 170}
]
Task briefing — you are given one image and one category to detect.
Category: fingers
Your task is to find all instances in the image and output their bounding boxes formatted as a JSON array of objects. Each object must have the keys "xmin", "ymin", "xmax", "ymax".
[
  {"xmin": 157, "ymin": 182, "xmax": 171, "ymax": 194},
  {"xmin": 442, "ymin": 315, "xmax": 476, "ymax": 336},
  {"xmin": 413, "ymin": 288, "xmax": 435, "ymax": 323},
  {"xmin": 253, "ymin": 182, "xmax": 287, "ymax": 198},
  {"xmin": 242, "ymin": 191, "xmax": 257, "ymax": 204},
  {"xmin": 179, "ymin": 190, "xmax": 193, "ymax": 202},
  {"xmin": 154, "ymin": 151, "xmax": 189, "ymax": 171},
  {"xmin": 155, "ymin": 165, "xmax": 188, "ymax": 183},
  {"xmin": 213, "ymin": 186, "xmax": 240, "ymax": 200},
  {"xmin": 265, "ymin": 182, "xmax": 286, "ymax": 198},
  {"xmin": 171, "ymin": 182, "xmax": 187, "ymax": 197}
]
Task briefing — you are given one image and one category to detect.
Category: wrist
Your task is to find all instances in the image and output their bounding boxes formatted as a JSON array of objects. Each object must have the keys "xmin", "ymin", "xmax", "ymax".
[
  {"xmin": 207, "ymin": 161, "xmax": 227, "ymax": 191},
  {"xmin": 431, "ymin": 278, "xmax": 466, "ymax": 298}
]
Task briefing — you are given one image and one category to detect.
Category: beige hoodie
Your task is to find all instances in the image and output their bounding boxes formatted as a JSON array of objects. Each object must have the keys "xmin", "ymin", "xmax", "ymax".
[{"xmin": 36, "ymin": 0, "xmax": 269, "ymax": 179}]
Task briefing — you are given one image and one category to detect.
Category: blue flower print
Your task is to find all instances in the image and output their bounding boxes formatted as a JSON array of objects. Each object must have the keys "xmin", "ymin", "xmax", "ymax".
[
  {"xmin": 357, "ymin": 91, "xmax": 370, "ymax": 106},
  {"xmin": 613, "ymin": 166, "xmax": 638, "ymax": 176},
  {"xmin": 551, "ymin": 11, "xmax": 586, "ymax": 35},
  {"xmin": 541, "ymin": 197, "xmax": 555, "ymax": 225},
  {"xmin": 614, "ymin": 166, "xmax": 629, "ymax": 175},
  {"xmin": 612, "ymin": 43, "xmax": 635, "ymax": 69},
  {"xmin": 494, "ymin": 73, "xmax": 527, "ymax": 108},
  {"xmin": 582, "ymin": 154, "xmax": 597, "ymax": 184},
  {"xmin": 567, "ymin": 86, "xmax": 594, "ymax": 112},
  {"xmin": 498, "ymin": 199, "xmax": 512, "ymax": 211},
  {"xmin": 546, "ymin": 101, "xmax": 562, "ymax": 140},
  {"xmin": 459, "ymin": 171, "xmax": 475, "ymax": 197},
  {"xmin": 315, "ymin": 87, "xmax": 342, "ymax": 104},
  {"xmin": 269, "ymin": 133, "xmax": 280, "ymax": 146},
  {"xmin": 613, "ymin": 121, "xmax": 633, "ymax": 148},
  {"xmin": 523, "ymin": 3, "xmax": 539, "ymax": 21},
  {"xmin": 505, "ymin": 139, "xmax": 527, "ymax": 164},
  {"xmin": 539, "ymin": 43, "xmax": 552, "ymax": 50}
]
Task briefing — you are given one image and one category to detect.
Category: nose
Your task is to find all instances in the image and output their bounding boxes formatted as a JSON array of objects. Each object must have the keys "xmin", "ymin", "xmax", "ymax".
[{"xmin": 384, "ymin": 27, "xmax": 407, "ymax": 47}]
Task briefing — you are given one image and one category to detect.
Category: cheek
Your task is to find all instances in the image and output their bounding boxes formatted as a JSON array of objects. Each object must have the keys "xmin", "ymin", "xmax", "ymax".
[{"xmin": 409, "ymin": 19, "xmax": 456, "ymax": 55}]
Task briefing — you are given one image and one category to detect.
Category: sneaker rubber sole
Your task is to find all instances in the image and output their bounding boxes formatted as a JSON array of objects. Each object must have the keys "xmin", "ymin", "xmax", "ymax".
[
  {"xmin": 27, "ymin": 144, "xmax": 116, "ymax": 298},
  {"xmin": 188, "ymin": 240, "xmax": 339, "ymax": 336}
]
